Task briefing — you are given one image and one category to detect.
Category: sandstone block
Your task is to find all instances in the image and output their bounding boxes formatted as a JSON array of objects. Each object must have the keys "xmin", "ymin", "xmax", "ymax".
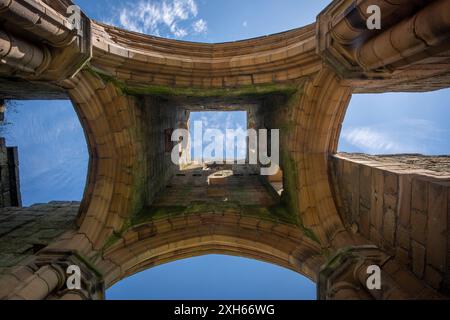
[{"xmin": 411, "ymin": 241, "xmax": 426, "ymax": 278}]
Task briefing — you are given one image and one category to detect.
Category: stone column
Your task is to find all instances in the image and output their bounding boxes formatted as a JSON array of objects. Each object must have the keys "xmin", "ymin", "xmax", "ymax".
[
  {"xmin": 317, "ymin": 0, "xmax": 450, "ymax": 91},
  {"xmin": 0, "ymin": 29, "xmax": 50, "ymax": 74},
  {"xmin": 357, "ymin": 0, "xmax": 450, "ymax": 70},
  {"xmin": 0, "ymin": 99, "xmax": 4, "ymax": 122},
  {"xmin": 7, "ymin": 265, "xmax": 66, "ymax": 300},
  {"xmin": 6, "ymin": 250, "xmax": 104, "ymax": 300},
  {"xmin": 58, "ymin": 291, "xmax": 86, "ymax": 301},
  {"xmin": 0, "ymin": 0, "xmax": 92, "ymax": 81}
]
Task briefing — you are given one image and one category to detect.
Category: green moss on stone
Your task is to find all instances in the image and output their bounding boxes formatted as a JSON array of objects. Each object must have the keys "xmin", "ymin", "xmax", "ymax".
[
  {"xmin": 278, "ymin": 151, "xmax": 321, "ymax": 245},
  {"xmin": 298, "ymin": 224, "xmax": 321, "ymax": 244},
  {"xmin": 280, "ymin": 151, "xmax": 300, "ymax": 216},
  {"xmin": 128, "ymin": 202, "xmax": 301, "ymax": 228},
  {"xmin": 72, "ymin": 251, "xmax": 104, "ymax": 278},
  {"xmin": 125, "ymin": 83, "xmax": 297, "ymax": 99},
  {"xmin": 86, "ymin": 65, "xmax": 297, "ymax": 99},
  {"xmin": 320, "ymin": 246, "xmax": 354, "ymax": 274},
  {"xmin": 103, "ymin": 231, "xmax": 122, "ymax": 251},
  {"xmin": 240, "ymin": 205, "xmax": 296, "ymax": 225},
  {"xmin": 133, "ymin": 206, "xmax": 186, "ymax": 225}
]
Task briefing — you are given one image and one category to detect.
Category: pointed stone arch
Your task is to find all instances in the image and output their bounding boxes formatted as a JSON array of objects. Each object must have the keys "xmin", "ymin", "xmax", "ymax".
[{"xmin": 96, "ymin": 213, "xmax": 325, "ymax": 288}]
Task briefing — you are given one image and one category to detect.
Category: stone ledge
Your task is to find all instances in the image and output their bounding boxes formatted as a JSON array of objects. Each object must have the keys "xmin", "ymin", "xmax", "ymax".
[{"xmin": 335, "ymin": 153, "xmax": 450, "ymax": 179}]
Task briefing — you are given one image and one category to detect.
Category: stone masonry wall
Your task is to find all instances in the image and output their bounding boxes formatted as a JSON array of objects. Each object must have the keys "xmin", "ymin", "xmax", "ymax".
[
  {"xmin": 0, "ymin": 202, "xmax": 79, "ymax": 275},
  {"xmin": 141, "ymin": 97, "xmax": 188, "ymax": 206},
  {"xmin": 255, "ymin": 93, "xmax": 301, "ymax": 222},
  {"xmin": 0, "ymin": 138, "xmax": 21, "ymax": 208},
  {"xmin": 330, "ymin": 153, "xmax": 450, "ymax": 294}
]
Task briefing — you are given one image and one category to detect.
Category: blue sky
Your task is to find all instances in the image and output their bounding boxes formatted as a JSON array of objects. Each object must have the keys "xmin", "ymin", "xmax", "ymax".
[
  {"xmin": 107, "ymin": 255, "xmax": 316, "ymax": 300},
  {"xmin": 340, "ymin": 91, "xmax": 450, "ymax": 155},
  {"xmin": 2, "ymin": 101, "xmax": 88, "ymax": 206},
  {"xmin": 2, "ymin": 0, "xmax": 449, "ymax": 300},
  {"xmin": 189, "ymin": 111, "xmax": 247, "ymax": 162},
  {"xmin": 74, "ymin": 0, "xmax": 331, "ymax": 42}
]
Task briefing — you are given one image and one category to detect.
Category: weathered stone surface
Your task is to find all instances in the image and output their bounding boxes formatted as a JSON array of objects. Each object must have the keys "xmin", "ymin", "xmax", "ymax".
[
  {"xmin": 338, "ymin": 154, "xmax": 450, "ymax": 177},
  {"xmin": 412, "ymin": 179, "xmax": 428, "ymax": 213},
  {"xmin": 0, "ymin": 138, "xmax": 21, "ymax": 208},
  {"xmin": 0, "ymin": 202, "xmax": 79, "ymax": 274},
  {"xmin": 318, "ymin": 0, "xmax": 450, "ymax": 92},
  {"xmin": 331, "ymin": 154, "xmax": 450, "ymax": 293},
  {"xmin": 412, "ymin": 241, "xmax": 426, "ymax": 278},
  {"xmin": 385, "ymin": 172, "xmax": 398, "ymax": 195},
  {"xmin": 371, "ymin": 169, "xmax": 384, "ymax": 231},
  {"xmin": 397, "ymin": 226, "xmax": 410, "ymax": 251},
  {"xmin": 411, "ymin": 210, "xmax": 427, "ymax": 244},
  {"xmin": 426, "ymin": 183, "xmax": 448, "ymax": 272},
  {"xmin": 398, "ymin": 175, "xmax": 413, "ymax": 227},
  {"xmin": 383, "ymin": 208, "xmax": 396, "ymax": 247},
  {"xmin": 425, "ymin": 266, "xmax": 444, "ymax": 290},
  {"xmin": 396, "ymin": 247, "xmax": 410, "ymax": 266},
  {"xmin": 0, "ymin": 99, "xmax": 4, "ymax": 122},
  {"xmin": 359, "ymin": 204, "xmax": 370, "ymax": 239}
]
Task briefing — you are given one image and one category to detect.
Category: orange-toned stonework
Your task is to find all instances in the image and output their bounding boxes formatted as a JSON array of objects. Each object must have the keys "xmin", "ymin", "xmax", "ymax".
[{"xmin": 0, "ymin": 0, "xmax": 450, "ymax": 300}]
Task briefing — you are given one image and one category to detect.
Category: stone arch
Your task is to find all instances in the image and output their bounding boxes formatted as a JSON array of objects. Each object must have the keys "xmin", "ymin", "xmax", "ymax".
[
  {"xmin": 65, "ymin": 70, "xmax": 145, "ymax": 250},
  {"xmin": 96, "ymin": 212, "xmax": 325, "ymax": 288},
  {"xmin": 285, "ymin": 66, "xmax": 355, "ymax": 248}
]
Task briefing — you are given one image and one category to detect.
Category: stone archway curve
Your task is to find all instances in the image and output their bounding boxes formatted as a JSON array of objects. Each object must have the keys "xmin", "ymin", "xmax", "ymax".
[{"xmin": 96, "ymin": 213, "xmax": 325, "ymax": 288}]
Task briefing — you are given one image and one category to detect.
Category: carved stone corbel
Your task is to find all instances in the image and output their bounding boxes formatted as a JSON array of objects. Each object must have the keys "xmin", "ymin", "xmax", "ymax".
[
  {"xmin": 7, "ymin": 250, "xmax": 104, "ymax": 300},
  {"xmin": 318, "ymin": 245, "xmax": 408, "ymax": 300}
]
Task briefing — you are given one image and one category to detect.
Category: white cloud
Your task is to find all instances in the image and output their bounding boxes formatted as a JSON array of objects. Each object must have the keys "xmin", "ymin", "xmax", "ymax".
[
  {"xmin": 189, "ymin": 112, "xmax": 248, "ymax": 161},
  {"xmin": 342, "ymin": 127, "xmax": 397, "ymax": 154},
  {"xmin": 341, "ymin": 118, "xmax": 447, "ymax": 155},
  {"xmin": 193, "ymin": 19, "xmax": 207, "ymax": 34},
  {"xmin": 242, "ymin": 21, "xmax": 248, "ymax": 27},
  {"xmin": 108, "ymin": 0, "xmax": 206, "ymax": 38}
]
